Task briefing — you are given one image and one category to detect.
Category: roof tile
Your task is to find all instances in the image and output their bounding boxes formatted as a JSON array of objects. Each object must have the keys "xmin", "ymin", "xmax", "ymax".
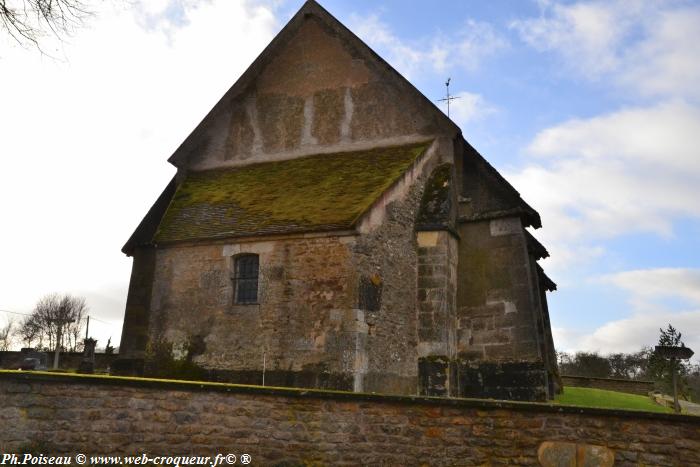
[{"xmin": 155, "ymin": 141, "xmax": 431, "ymax": 243}]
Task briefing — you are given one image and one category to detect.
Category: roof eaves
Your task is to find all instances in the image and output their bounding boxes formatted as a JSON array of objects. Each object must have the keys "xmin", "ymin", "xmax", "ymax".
[
  {"xmin": 122, "ymin": 176, "xmax": 178, "ymax": 256},
  {"xmin": 458, "ymin": 207, "xmax": 531, "ymax": 226},
  {"xmin": 537, "ymin": 264, "xmax": 557, "ymax": 292},
  {"xmin": 525, "ymin": 230, "xmax": 549, "ymax": 260},
  {"xmin": 153, "ymin": 225, "xmax": 359, "ymax": 249}
]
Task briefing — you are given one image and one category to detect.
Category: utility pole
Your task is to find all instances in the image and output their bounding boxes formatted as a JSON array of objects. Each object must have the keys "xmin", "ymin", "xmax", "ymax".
[
  {"xmin": 50, "ymin": 318, "xmax": 75, "ymax": 370},
  {"xmin": 262, "ymin": 350, "xmax": 266, "ymax": 387},
  {"xmin": 85, "ymin": 315, "xmax": 90, "ymax": 340}
]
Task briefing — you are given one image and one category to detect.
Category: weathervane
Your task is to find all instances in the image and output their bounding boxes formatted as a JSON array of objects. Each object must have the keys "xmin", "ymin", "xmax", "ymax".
[{"xmin": 437, "ymin": 78, "xmax": 460, "ymax": 117}]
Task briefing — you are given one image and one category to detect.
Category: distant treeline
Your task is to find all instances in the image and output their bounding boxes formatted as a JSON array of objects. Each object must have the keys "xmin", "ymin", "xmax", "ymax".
[{"xmin": 558, "ymin": 348, "xmax": 700, "ymax": 400}]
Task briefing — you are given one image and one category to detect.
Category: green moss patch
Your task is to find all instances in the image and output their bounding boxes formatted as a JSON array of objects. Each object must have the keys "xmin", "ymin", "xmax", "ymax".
[
  {"xmin": 416, "ymin": 163, "xmax": 452, "ymax": 226},
  {"xmin": 155, "ymin": 141, "xmax": 431, "ymax": 243}
]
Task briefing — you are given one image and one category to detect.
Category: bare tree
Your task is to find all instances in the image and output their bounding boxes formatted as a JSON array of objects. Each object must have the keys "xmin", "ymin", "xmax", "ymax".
[
  {"xmin": 0, "ymin": 318, "xmax": 14, "ymax": 351},
  {"xmin": 19, "ymin": 293, "xmax": 87, "ymax": 351},
  {"xmin": 0, "ymin": 0, "xmax": 91, "ymax": 49},
  {"xmin": 19, "ymin": 313, "xmax": 41, "ymax": 348}
]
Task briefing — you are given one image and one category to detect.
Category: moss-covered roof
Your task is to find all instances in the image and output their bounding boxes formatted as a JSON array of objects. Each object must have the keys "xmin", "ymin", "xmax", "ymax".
[{"xmin": 154, "ymin": 141, "xmax": 430, "ymax": 243}]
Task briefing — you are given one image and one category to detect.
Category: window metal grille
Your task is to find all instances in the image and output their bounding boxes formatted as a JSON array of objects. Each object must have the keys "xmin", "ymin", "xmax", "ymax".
[{"xmin": 234, "ymin": 254, "xmax": 259, "ymax": 304}]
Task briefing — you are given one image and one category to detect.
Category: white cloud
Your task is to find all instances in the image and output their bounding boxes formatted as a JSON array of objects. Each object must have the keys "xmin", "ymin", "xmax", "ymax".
[
  {"xmin": 447, "ymin": 91, "xmax": 497, "ymax": 129},
  {"xmin": 510, "ymin": 3, "xmax": 700, "ymax": 358},
  {"xmin": 578, "ymin": 310, "xmax": 700, "ymax": 356},
  {"xmin": 618, "ymin": 7, "xmax": 700, "ymax": 99},
  {"xmin": 512, "ymin": 1, "xmax": 625, "ymax": 76},
  {"xmin": 349, "ymin": 14, "xmax": 507, "ymax": 80},
  {"xmin": 456, "ymin": 19, "xmax": 509, "ymax": 71},
  {"xmin": 349, "ymin": 14, "xmax": 437, "ymax": 78},
  {"xmin": 0, "ymin": 0, "xmax": 279, "ymax": 345},
  {"xmin": 508, "ymin": 3, "xmax": 700, "ymax": 279},
  {"xmin": 511, "ymin": 1, "xmax": 700, "ymax": 99},
  {"xmin": 555, "ymin": 268, "xmax": 700, "ymax": 360},
  {"xmin": 505, "ymin": 101, "xmax": 700, "ymax": 274},
  {"xmin": 600, "ymin": 268, "xmax": 700, "ymax": 306}
]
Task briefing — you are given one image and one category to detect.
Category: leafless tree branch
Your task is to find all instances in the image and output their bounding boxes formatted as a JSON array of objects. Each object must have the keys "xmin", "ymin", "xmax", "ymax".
[
  {"xmin": 0, "ymin": 0, "xmax": 93, "ymax": 51},
  {"xmin": 0, "ymin": 319, "xmax": 14, "ymax": 351},
  {"xmin": 19, "ymin": 293, "xmax": 88, "ymax": 351}
]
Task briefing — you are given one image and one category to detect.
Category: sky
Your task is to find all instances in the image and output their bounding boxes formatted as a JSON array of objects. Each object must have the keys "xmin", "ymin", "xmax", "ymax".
[{"xmin": 1, "ymin": 0, "xmax": 699, "ymax": 361}]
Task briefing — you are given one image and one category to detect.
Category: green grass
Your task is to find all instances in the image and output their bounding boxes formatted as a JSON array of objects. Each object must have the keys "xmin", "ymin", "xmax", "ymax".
[{"xmin": 556, "ymin": 386, "xmax": 673, "ymax": 413}]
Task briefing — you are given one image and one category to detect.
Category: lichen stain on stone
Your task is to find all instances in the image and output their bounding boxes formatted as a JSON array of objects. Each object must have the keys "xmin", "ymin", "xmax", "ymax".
[
  {"xmin": 461, "ymin": 247, "xmax": 490, "ymax": 306},
  {"xmin": 225, "ymin": 100, "xmax": 256, "ymax": 160},
  {"xmin": 256, "ymin": 93, "xmax": 305, "ymax": 153},
  {"xmin": 311, "ymin": 88, "xmax": 344, "ymax": 145},
  {"xmin": 416, "ymin": 163, "xmax": 452, "ymax": 226}
]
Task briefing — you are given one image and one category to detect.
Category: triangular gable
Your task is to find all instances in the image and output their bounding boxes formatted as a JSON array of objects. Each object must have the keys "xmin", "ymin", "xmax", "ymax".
[{"xmin": 167, "ymin": 0, "xmax": 459, "ymax": 171}]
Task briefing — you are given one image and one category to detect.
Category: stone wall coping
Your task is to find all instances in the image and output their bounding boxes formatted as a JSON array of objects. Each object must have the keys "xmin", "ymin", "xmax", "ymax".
[
  {"xmin": 2, "ymin": 370, "xmax": 697, "ymax": 424},
  {"xmin": 562, "ymin": 374, "xmax": 655, "ymax": 385}
]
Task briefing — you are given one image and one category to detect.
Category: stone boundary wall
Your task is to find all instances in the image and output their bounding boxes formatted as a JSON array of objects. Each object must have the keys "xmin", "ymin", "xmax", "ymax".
[
  {"xmin": 562, "ymin": 375, "xmax": 655, "ymax": 396},
  {"xmin": 1, "ymin": 371, "xmax": 699, "ymax": 466}
]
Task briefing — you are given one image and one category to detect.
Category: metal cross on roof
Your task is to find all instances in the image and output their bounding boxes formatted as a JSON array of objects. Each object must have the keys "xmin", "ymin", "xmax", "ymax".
[{"xmin": 437, "ymin": 78, "xmax": 460, "ymax": 117}]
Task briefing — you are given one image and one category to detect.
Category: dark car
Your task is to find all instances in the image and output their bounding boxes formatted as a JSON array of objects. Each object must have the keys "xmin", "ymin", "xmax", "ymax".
[{"xmin": 19, "ymin": 357, "xmax": 46, "ymax": 371}]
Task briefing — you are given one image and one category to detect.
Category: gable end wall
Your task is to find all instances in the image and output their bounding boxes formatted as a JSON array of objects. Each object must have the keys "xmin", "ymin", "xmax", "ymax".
[{"xmin": 178, "ymin": 15, "xmax": 457, "ymax": 171}]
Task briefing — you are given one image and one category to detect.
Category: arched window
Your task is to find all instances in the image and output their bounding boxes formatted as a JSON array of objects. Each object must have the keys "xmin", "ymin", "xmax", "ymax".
[{"xmin": 233, "ymin": 254, "xmax": 259, "ymax": 304}]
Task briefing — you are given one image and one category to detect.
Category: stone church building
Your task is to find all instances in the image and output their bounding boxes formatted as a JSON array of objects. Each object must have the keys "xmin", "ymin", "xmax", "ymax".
[{"xmin": 118, "ymin": 0, "xmax": 558, "ymax": 401}]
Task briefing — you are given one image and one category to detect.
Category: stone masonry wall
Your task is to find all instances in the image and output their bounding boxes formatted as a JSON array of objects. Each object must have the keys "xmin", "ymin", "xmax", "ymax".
[
  {"xmin": 416, "ymin": 230, "xmax": 459, "ymax": 397},
  {"xmin": 528, "ymin": 255, "xmax": 556, "ymax": 398},
  {"xmin": 455, "ymin": 217, "xmax": 547, "ymax": 401},
  {"xmin": 562, "ymin": 375, "xmax": 655, "ymax": 396},
  {"xmin": 350, "ymin": 169, "xmax": 429, "ymax": 395},
  {"xmin": 147, "ymin": 235, "xmax": 359, "ymax": 390},
  {"xmin": 456, "ymin": 217, "xmax": 540, "ymax": 363},
  {"xmin": 145, "ymin": 181, "xmax": 433, "ymax": 396},
  {"xmin": 2, "ymin": 372, "xmax": 699, "ymax": 466},
  {"xmin": 119, "ymin": 247, "xmax": 157, "ymax": 360}
]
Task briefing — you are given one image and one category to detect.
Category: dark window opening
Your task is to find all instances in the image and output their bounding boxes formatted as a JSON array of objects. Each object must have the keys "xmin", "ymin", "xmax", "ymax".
[
  {"xmin": 359, "ymin": 275, "xmax": 382, "ymax": 312},
  {"xmin": 234, "ymin": 254, "xmax": 259, "ymax": 304}
]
